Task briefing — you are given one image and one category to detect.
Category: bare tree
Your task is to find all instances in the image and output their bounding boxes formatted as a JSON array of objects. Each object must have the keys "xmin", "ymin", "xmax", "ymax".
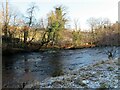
[
  {"xmin": 26, "ymin": 3, "xmax": 38, "ymax": 27},
  {"xmin": 103, "ymin": 18, "xmax": 111, "ymax": 27},
  {"xmin": 23, "ymin": 3, "xmax": 38, "ymax": 48},
  {"xmin": 87, "ymin": 17, "xmax": 97, "ymax": 44},
  {"xmin": 96, "ymin": 17, "xmax": 111, "ymax": 29},
  {"xmin": 39, "ymin": 18, "xmax": 45, "ymax": 29},
  {"xmin": 74, "ymin": 18, "xmax": 80, "ymax": 31},
  {"xmin": 2, "ymin": 0, "xmax": 11, "ymax": 37}
]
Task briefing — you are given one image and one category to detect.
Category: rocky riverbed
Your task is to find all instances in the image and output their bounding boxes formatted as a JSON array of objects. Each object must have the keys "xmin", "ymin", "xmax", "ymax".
[{"xmin": 24, "ymin": 58, "xmax": 119, "ymax": 89}]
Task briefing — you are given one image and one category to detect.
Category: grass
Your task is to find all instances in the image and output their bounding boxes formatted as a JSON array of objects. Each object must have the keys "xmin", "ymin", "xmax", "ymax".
[
  {"xmin": 107, "ymin": 66, "xmax": 114, "ymax": 71},
  {"xmin": 99, "ymin": 83, "xmax": 108, "ymax": 89}
]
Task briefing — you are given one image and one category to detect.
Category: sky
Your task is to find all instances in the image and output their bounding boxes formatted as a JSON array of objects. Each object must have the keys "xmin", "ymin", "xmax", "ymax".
[{"xmin": 1, "ymin": 0, "xmax": 119, "ymax": 30}]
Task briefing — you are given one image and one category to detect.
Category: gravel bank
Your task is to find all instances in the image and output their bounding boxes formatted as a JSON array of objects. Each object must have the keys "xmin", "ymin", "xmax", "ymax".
[{"xmin": 24, "ymin": 58, "xmax": 119, "ymax": 89}]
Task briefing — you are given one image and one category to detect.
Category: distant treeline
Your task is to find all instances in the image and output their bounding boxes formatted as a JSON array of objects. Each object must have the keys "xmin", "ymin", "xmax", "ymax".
[{"xmin": 1, "ymin": 2, "xmax": 120, "ymax": 52}]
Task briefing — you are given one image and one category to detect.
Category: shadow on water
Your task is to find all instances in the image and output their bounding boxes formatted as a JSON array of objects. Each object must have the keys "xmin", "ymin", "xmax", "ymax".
[
  {"xmin": 2, "ymin": 51, "xmax": 65, "ymax": 88},
  {"xmin": 2, "ymin": 55, "xmax": 19, "ymax": 88},
  {"xmin": 21, "ymin": 55, "xmax": 35, "ymax": 88},
  {"xmin": 2, "ymin": 56, "xmax": 15, "ymax": 70},
  {"xmin": 47, "ymin": 51, "xmax": 64, "ymax": 77}
]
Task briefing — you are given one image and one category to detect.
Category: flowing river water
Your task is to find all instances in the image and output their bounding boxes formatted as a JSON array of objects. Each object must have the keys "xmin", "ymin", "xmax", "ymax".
[{"xmin": 2, "ymin": 47, "xmax": 119, "ymax": 88}]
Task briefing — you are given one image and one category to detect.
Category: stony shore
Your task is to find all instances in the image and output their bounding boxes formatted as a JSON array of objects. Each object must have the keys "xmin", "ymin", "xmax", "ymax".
[{"xmin": 24, "ymin": 58, "xmax": 119, "ymax": 89}]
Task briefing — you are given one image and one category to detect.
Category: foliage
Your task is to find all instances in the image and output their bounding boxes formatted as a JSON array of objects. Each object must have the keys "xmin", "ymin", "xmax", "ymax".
[
  {"xmin": 72, "ymin": 31, "xmax": 81, "ymax": 47},
  {"xmin": 45, "ymin": 6, "xmax": 68, "ymax": 46}
]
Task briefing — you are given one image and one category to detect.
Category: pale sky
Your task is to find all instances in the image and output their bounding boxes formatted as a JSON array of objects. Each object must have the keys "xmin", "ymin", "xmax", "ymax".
[{"xmin": 1, "ymin": 0, "xmax": 119, "ymax": 30}]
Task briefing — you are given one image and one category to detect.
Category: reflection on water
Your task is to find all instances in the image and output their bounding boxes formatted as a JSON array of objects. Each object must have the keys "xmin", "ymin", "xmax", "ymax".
[
  {"xmin": 24, "ymin": 56, "xmax": 29, "ymax": 73},
  {"xmin": 23, "ymin": 55, "xmax": 34, "ymax": 83},
  {"xmin": 48, "ymin": 52, "xmax": 64, "ymax": 77},
  {"xmin": 2, "ymin": 47, "xmax": 119, "ymax": 88}
]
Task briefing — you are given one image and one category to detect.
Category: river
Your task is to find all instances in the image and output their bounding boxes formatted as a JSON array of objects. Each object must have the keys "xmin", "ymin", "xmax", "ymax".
[{"xmin": 2, "ymin": 47, "xmax": 119, "ymax": 88}]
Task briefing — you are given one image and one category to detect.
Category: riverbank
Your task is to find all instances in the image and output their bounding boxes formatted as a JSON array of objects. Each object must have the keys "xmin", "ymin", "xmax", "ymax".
[
  {"xmin": 3, "ymin": 44, "xmax": 118, "ymax": 56},
  {"xmin": 24, "ymin": 58, "xmax": 119, "ymax": 89},
  {"xmin": 2, "ymin": 44, "xmax": 95, "ymax": 56},
  {"xmin": 2, "ymin": 47, "xmax": 29, "ymax": 56}
]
